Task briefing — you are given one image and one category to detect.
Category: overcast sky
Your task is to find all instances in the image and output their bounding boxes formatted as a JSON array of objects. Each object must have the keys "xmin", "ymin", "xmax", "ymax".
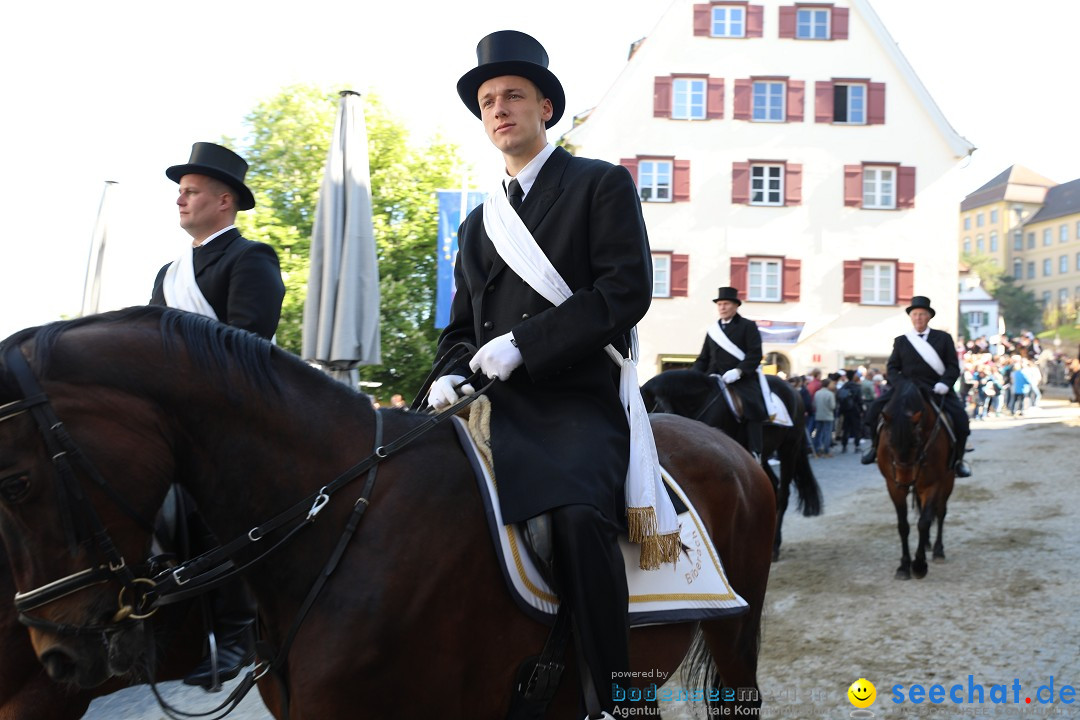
[{"xmin": 2, "ymin": 0, "xmax": 1077, "ymax": 339}]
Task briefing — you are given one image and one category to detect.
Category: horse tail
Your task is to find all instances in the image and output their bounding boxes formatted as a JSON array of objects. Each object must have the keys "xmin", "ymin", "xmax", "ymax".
[
  {"xmin": 681, "ymin": 625, "xmax": 722, "ymax": 705},
  {"xmin": 791, "ymin": 440, "xmax": 823, "ymax": 517}
]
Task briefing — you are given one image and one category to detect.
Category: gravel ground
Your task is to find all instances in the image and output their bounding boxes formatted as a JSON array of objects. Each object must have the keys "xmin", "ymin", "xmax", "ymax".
[{"xmin": 84, "ymin": 389, "xmax": 1080, "ymax": 719}]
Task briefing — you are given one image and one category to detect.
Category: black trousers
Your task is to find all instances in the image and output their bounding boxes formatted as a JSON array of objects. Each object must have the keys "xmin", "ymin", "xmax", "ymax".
[{"xmin": 550, "ymin": 503, "xmax": 629, "ymax": 714}]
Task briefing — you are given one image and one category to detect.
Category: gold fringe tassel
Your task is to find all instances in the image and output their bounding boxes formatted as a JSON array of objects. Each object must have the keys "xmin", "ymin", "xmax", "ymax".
[{"xmin": 627, "ymin": 507, "xmax": 680, "ymax": 570}]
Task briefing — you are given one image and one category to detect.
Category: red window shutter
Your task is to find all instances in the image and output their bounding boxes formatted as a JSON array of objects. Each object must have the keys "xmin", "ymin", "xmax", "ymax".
[
  {"xmin": 782, "ymin": 258, "xmax": 802, "ymax": 301},
  {"xmin": 778, "ymin": 6, "xmax": 796, "ymax": 38},
  {"xmin": 733, "ymin": 79, "xmax": 752, "ymax": 120},
  {"xmin": 730, "ymin": 257, "xmax": 748, "ymax": 294},
  {"xmin": 843, "ymin": 165, "xmax": 863, "ymax": 207},
  {"xmin": 673, "ymin": 160, "xmax": 691, "ymax": 201},
  {"xmin": 897, "ymin": 166, "xmax": 916, "ymax": 208},
  {"xmin": 832, "ymin": 7, "xmax": 849, "ymax": 39},
  {"xmin": 693, "ymin": 4, "xmax": 711, "ymax": 36},
  {"xmin": 620, "ymin": 158, "xmax": 640, "ymax": 191},
  {"xmin": 707, "ymin": 77, "xmax": 724, "ymax": 119},
  {"xmin": 787, "ymin": 80, "xmax": 805, "ymax": 122},
  {"xmin": 896, "ymin": 262, "xmax": 915, "ymax": 305},
  {"xmin": 747, "ymin": 5, "xmax": 764, "ymax": 37},
  {"xmin": 843, "ymin": 260, "xmax": 862, "ymax": 302},
  {"xmin": 868, "ymin": 82, "xmax": 886, "ymax": 124},
  {"xmin": 654, "ymin": 76, "xmax": 673, "ymax": 118},
  {"xmin": 671, "ymin": 254, "xmax": 690, "ymax": 297},
  {"xmin": 815, "ymin": 81, "xmax": 834, "ymax": 123},
  {"xmin": 732, "ymin": 162, "xmax": 751, "ymax": 204},
  {"xmin": 785, "ymin": 163, "xmax": 802, "ymax": 205}
]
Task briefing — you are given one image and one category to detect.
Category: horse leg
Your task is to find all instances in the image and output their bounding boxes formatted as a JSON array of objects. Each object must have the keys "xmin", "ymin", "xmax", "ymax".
[
  {"xmin": 911, "ymin": 498, "xmax": 935, "ymax": 579},
  {"xmin": 892, "ymin": 492, "xmax": 912, "ymax": 580},
  {"xmin": 761, "ymin": 459, "xmax": 786, "ymax": 562},
  {"xmin": 932, "ymin": 503, "xmax": 947, "ymax": 562}
]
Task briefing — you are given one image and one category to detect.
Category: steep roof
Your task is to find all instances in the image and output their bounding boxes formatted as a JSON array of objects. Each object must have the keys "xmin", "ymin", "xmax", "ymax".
[
  {"xmin": 960, "ymin": 165, "xmax": 1058, "ymax": 211},
  {"xmin": 1026, "ymin": 177, "xmax": 1080, "ymax": 224}
]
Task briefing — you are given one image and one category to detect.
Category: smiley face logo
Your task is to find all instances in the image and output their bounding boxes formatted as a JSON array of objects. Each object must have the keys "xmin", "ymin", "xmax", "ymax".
[{"xmin": 848, "ymin": 678, "xmax": 876, "ymax": 708}]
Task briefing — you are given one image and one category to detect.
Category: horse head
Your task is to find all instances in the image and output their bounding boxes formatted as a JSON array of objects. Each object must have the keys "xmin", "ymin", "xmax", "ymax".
[
  {"xmin": 0, "ymin": 307, "xmax": 309, "ymax": 688},
  {"xmin": 881, "ymin": 381, "xmax": 933, "ymax": 484}
]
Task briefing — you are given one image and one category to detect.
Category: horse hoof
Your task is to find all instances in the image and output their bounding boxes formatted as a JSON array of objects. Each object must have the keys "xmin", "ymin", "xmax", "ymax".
[
  {"xmin": 932, "ymin": 555, "xmax": 946, "ymax": 564},
  {"xmin": 895, "ymin": 569, "xmax": 911, "ymax": 580},
  {"xmin": 912, "ymin": 566, "xmax": 928, "ymax": 579},
  {"xmin": 772, "ymin": 549, "xmax": 781, "ymax": 562}
]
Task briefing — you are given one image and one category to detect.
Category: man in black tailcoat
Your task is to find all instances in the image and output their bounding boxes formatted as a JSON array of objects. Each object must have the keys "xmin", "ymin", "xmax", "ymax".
[
  {"xmin": 860, "ymin": 296, "xmax": 972, "ymax": 476},
  {"xmin": 691, "ymin": 287, "xmax": 768, "ymax": 459},
  {"xmin": 428, "ymin": 30, "xmax": 654, "ymax": 719},
  {"xmin": 149, "ymin": 142, "xmax": 285, "ymax": 688}
]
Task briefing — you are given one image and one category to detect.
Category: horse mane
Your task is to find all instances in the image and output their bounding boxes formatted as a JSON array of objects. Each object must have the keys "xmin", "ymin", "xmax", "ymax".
[
  {"xmin": 1, "ymin": 306, "xmax": 289, "ymax": 398},
  {"xmin": 886, "ymin": 381, "xmax": 925, "ymax": 459}
]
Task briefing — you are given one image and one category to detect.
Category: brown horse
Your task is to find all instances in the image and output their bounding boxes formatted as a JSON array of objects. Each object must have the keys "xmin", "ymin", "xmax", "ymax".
[
  {"xmin": 0, "ymin": 307, "xmax": 774, "ymax": 719},
  {"xmin": 0, "ymin": 511, "xmax": 210, "ymax": 720},
  {"xmin": 876, "ymin": 381, "xmax": 955, "ymax": 580}
]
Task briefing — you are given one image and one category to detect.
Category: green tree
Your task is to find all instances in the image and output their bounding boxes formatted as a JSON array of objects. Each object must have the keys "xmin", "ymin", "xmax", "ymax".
[
  {"xmin": 229, "ymin": 84, "xmax": 466, "ymax": 401},
  {"xmin": 994, "ymin": 276, "xmax": 1041, "ymax": 332}
]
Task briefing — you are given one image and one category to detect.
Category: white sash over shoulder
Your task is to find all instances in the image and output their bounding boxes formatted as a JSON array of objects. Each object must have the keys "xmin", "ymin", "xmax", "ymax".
[
  {"xmin": 904, "ymin": 330, "xmax": 945, "ymax": 376},
  {"xmin": 162, "ymin": 247, "xmax": 217, "ymax": 320},
  {"xmin": 482, "ymin": 187, "xmax": 680, "ymax": 569}
]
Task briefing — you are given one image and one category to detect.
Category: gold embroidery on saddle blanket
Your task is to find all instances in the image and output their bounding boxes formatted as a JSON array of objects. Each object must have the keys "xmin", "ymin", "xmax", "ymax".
[{"xmin": 456, "ymin": 398, "xmax": 748, "ymax": 623}]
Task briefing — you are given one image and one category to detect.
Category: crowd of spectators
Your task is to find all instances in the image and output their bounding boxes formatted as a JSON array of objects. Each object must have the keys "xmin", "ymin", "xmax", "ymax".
[{"xmin": 786, "ymin": 331, "xmax": 1078, "ymax": 458}]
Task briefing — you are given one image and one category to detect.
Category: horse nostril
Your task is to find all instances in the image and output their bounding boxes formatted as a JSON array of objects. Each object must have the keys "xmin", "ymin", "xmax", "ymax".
[{"xmin": 41, "ymin": 646, "xmax": 78, "ymax": 683}]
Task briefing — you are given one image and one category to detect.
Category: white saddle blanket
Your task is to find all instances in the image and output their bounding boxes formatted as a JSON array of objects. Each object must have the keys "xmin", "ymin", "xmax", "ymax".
[
  {"xmin": 713, "ymin": 374, "xmax": 794, "ymax": 428},
  {"xmin": 451, "ymin": 417, "xmax": 748, "ymax": 626}
]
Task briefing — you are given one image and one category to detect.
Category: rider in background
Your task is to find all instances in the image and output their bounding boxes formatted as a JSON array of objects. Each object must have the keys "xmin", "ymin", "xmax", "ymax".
[
  {"xmin": 860, "ymin": 296, "xmax": 972, "ymax": 477},
  {"xmin": 691, "ymin": 287, "xmax": 767, "ymax": 461}
]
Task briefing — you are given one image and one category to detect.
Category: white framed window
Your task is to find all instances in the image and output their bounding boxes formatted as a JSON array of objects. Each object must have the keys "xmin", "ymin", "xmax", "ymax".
[
  {"xmin": 1060, "ymin": 255, "xmax": 1069, "ymax": 273},
  {"xmin": 652, "ymin": 254, "xmax": 671, "ymax": 297},
  {"xmin": 796, "ymin": 7, "xmax": 829, "ymax": 39},
  {"xmin": 1013, "ymin": 259, "xmax": 1023, "ymax": 279},
  {"xmin": 966, "ymin": 311, "xmax": 987, "ymax": 327},
  {"xmin": 748, "ymin": 258, "xmax": 782, "ymax": 301},
  {"xmin": 638, "ymin": 160, "xmax": 673, "ymax": 202},
  {"xmin": 976, "ymin": 234, "xmax": 984, "ymax": 253},
  {"xmin": 990, "ymin": 209, "xmax": 999, "ymax": 224},
  {"xmin": 750, "ymin": 164, "xmax": 784, "ymax": 206},
  {"xmin": 1061, "ymin": 224, "xmax": 1069, "ymax": 243},
  {"xmin": 963, "ymin": 238, "xmax": 971, "ymax": 254},
  {"xmin": 1060, "ymin": 288, "xmax": 1070, "ymax": 305},
  {"xmin": 1013, "ymin": 231, "xmax": 1022, "ymax": 251},
  {"xmin": 990, "ymin": 231, "xmax": 998, "ymax": 252},
  {"xmin": 976, "ymin": 213, "xmax": 984, "ymax": 227},
  {"xmin": 711, "ymin": 5, "xmax": 746, "ymax": 37},
  {"xmin": 1041, "ymin": 291, "xmax": 1051, "ymax": 306},
  {"xmin": 861, "ymin": 262, "xmax": 895, "ymax": 305},
  {"xmin": 833, "ymin": 83, "xmax": 866, "ymax": 124},
  {"xmin": 963, "ymin": 217, "xmax": 971, "ymax": 230},
  {"xmin": 1043, "ymin": 228, "xmax": 1052, "ymax": 246},
  {"xmin": 1076, "ymin": 221, "xmax": 1080, "ymax": 239},
  {"xmin": 1027, "ymin": 232, "xmax": 1035, "ymax": 249},
  {"xmin": 672, "ymin": 78, "xmax": 707, "ymax": 120},
  {"xmin": 752, "ymin": 81, "xmax": 785, "ymax": 122},
  {"xmin": 1076, "ymin": 252, "xmax": 1080, "ymax": 271},
  {"xmin": 1027, "ymin": 262, "xmax": 1035, "ymax": 279},
  {"xmin": 862, "ymin": 166, "xmax": 895, "ymax": 209},
  {"xmin": 1043, "ymin": 258, "xmax": 1052, "ymax": 276}
]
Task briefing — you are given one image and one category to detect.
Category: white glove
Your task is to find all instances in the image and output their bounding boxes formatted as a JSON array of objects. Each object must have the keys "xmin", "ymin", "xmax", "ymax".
[
  {"xmin": 427, "ymin": 374, "xmax": 475, "ymax": 410},
  {"xmin": 722, "ymin": 368, "xmax": 742, "ymax": 384},
  {"xmin": 933, "ymin": 382, "xmax": 949, "ymax": 395},
  {"xmin": 469, "ymin": 332, "xmax": 523, "ymax": 381}
]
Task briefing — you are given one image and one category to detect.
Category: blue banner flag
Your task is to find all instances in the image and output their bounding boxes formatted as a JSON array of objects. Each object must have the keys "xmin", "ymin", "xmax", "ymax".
[{"xmin": 435, "ymin": 189, "xmax": 485, "ymax": 328}]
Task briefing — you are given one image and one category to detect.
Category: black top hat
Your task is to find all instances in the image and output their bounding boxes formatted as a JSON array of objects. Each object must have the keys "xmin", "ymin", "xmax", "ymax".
[
  {"xmin": 166, "ymin": 142, "xmax": 255, "ymax": 211},
  {"xmin": 711, "ymin": 287, "xmax": 742, "ymax": 305},
  {"xmin": 457, "ymin": 30, "xmax": 565, "ymax": 128},
  {"xmin": 905, "ymin": 296, "xmax": 936, "ymax": 318}
]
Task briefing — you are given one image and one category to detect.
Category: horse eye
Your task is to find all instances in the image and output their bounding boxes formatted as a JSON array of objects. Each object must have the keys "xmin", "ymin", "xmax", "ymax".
[{"xmin": 0, "ymin": 474, "xmax": 31, "ymax": 503}]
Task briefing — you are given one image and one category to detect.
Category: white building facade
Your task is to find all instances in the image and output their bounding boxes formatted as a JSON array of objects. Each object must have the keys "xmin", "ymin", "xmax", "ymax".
[{"xmin": 563, "ymin": 0, "xmax": 973, "ymax": 378}]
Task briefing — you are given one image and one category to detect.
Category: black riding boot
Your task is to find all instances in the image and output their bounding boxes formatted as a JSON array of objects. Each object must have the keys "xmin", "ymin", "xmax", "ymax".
[
  {"xmin": 184, "ymin": 583, "xmax": 256, "ymax": 689},
  {"xmin": 747, "ymin": 421, "xmax": 764, "ymax": 463},
  {"xmin": 954, "ymin": 437, "xmax": 972, "ymax": 478},
  {"xmin": 860, "ymin": 432, "xmax": 878, "ymax": 465}
]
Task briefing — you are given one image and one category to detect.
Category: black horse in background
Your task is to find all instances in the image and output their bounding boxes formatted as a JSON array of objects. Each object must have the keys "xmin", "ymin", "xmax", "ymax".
[{"xmin": 642, "ymin": 369, "xmax": 822, "ymax": 560}]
